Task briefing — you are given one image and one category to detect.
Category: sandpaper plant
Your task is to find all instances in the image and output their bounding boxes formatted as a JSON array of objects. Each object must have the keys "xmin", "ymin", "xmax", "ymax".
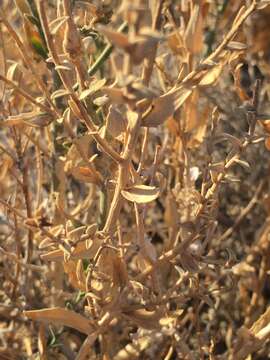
[{"xmin": 2, "ymin": 0, "xmax": 270, "ymax": 359}]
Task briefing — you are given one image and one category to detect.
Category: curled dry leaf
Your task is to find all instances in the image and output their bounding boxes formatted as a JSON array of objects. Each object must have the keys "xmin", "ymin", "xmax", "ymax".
[
  {"xmin": 7, "ymin": 62, "xmax": 21, "ymax": 82},
  {"xmin": 121, "ymin": 184, "xmax": 159, "ymax": 204},
  {"xmin": 24, "ymin": 307, "xmax": 94, "ymax": 334}
]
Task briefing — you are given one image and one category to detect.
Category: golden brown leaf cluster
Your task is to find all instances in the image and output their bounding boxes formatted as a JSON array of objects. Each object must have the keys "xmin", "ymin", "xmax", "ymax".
[{"xmin": 2, "ymin": 0, "xmax": 270, "ymax": 359}]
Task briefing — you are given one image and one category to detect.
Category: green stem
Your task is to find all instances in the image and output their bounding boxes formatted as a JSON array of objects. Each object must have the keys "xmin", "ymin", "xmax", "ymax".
[{"xmin": 73, "ymin": 22, "xmax": 128, "ymax": 91}]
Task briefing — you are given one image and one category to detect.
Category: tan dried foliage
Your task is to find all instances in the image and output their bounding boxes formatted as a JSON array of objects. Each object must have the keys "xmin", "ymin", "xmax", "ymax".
[{"xmin": 1, "ymin": 0, "xmax": 270, "ymax": 359}]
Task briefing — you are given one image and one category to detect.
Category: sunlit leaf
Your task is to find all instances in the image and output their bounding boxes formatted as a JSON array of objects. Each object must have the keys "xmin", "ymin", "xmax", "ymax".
[
  {"xmin": 142, "ymin": 87, "xmax": 192, "ymax": 127},
  {"xmin": 121, "ymin": 184, "xmax": 159, "ymax": 204},
  {"xmin": 24, "ymin": 307, "xmax": 94, "ymax": 334}
]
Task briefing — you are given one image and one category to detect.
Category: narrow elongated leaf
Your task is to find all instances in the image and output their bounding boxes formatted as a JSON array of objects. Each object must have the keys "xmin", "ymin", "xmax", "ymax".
[
  {"xmin": 24, "ymin": 307, "xmax": 93, "ymax": 334},
  {"xmin": 226, "ymin": 41, "xmax": 248, "ymax": 51}
]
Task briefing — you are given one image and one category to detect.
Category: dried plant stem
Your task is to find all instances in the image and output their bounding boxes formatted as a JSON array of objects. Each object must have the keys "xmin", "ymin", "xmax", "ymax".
[
  {"xmin": 87, "ymin": 22, "xmax": 128, "ymax": 77},
  {"xmin": 103, "ymin": 114, "xmax": 142, "ymax": 234},
  {"xmin": 13, "ymin": 131, "xmax": 33, "ymax": 262},
  {"xmin": 37, "ymin": 0, "xmax": 122, "ymax": 164},
  {"xmin": 62, "ymin": 0, "xmax": 88, "ymax": 89},
  {"xmin": 20, "ymin": 128, "xmax": 50, "ymax": 158},
  {"xmin": 218, "ymin": 181, "xmax": 264, "ymax": 242},
  {"xmin": 35, "ymin": 145, "xmax": 43, "ymax": 208},
  {"xmin": 0, "ymin": 246, "xmax": 45, "ymax": 271},
  {"xmin": 75, "ymin": 332, "xmax": 98, "ymax": 360},
  {"xmin": 0, "ymin": 74, "xmax": 52, "ymax": 114},
  {"xmin": 207, "ymin": 1, "xmax": 257, "ymax": 63},
  {"xmin": 175, "ymin": 1, "xmax": 258, "ymax": 91},
  {"xmin": 0, "ymin": 198, "xmax": 27, "ymax": 219},
  {"xmin": 245, "ymin": 254, "xmax": 270, "ymax": 326},
  {"xmin": 0, "ymin": 14, "xmax": 59, "ymax": 117},
  {"xmin": 137, "ymin": 128, "xmax": 149, "ymax": 173},
  {"xmin": 11, "ymin": 214, "xmax": 22, "ymax": 298},
  {"xmin": 141, "ymin": 0, "xmax": 164, "ymax": 84},
  {"xmin": 0, "ymin": 143, "xmax": 17, "ymax": 163}
]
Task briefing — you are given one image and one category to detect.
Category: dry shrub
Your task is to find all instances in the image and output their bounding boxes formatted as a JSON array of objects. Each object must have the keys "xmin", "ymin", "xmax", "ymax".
[{"xmin": 2, "ymin": 0, "xmax": 270, "ymax": 359}]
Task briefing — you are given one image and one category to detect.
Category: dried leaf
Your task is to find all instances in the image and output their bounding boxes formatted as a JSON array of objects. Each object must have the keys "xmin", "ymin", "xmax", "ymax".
[
  {"xmin": 14, "ymin": 0, "xmax": 31, "ymax": 14},
  {"xmin": 199, "ymin": 64, "xmax": 224, "ymax": 87},
  {"xmin": 256, "ymin": 0, "xmax": 270, "ymax": 10},
  {"xmin": 112, "ymin": 255, "xmax": 129, "ymax": 288},
  {"xmin": 24, "ymin": 307, "xmax": 93, "ymax": 334},
  {"xmin": 51, "ymin": 88, "xmax": 70, "ymax": 100},
  {"xmin": 164, "ymin": 192, "xmax": 179, "ymax": 228},
  {"xmin": 63, "ymin": 259, "xmax": 85, "ymax": 290},
  {"xmin": 121, "ymin": 308, "xmax": 162, "ymax": 330},
  {"xmin": 40, "ymin": 237, "xmax": 102, "ymax": 261},
  {"xmin": 234, "ymin": 158, "xmax": 250, "ymax": 169},
  {"xmin": 93, "ymin": 95, "xmax": 109, "ymax": 106},
  {"xmin": 226, "ymin": 41, "xmax": 248, "ymax": 51},
  {"xmin": 105, "ymin": 105, "xmax": 127, "ymax": 139},
  {"xmin": 115, "ymin": 336, "xmax": 151, "ymax": 359},
  {"xmin": 7, "ymin": 62, "xmax": 20, "ymax": 82},
  {"xmin": 98, "ymin": 26, "xmax": 130, "ymax": 49},
  {"xmin": 2, "ymin": 112, "xmax": 53, "ymax": 128},
  {"xmin": 102, "ymin": 86, "xmax": 126, "ymax": 104},
  {"xmin": 70, "ymin": 166, "xmax": 103, "ymax": 185},
  {"xmin": 121, "ymin": 184, "xmax": 159, "ymax": 204},
  {"xmin": 184, "ymin": 89, "xmax": 199, "ymax": 132},
  {"xmin": 265, "ymin": 137, "xmax": 270, "ymax": 151},
  {"xmin": 167, "ymin": 31, "xmax": 186, "ymax": 57},
  {"xmin": 79, "ymin": 78, "xmax": 107, "ymax": 100},
  {"xmin": 184, "ymin": 3, "xmax": 203, "ymax": 54},
  {"xmin": 187, "ymin": 105, "xmax": 210, "ymax": 148},
  {"xmin": 99, "ymin": 26, "xmax": 162, "ymax": 64},
  {"xmin": 142, "ymin": 87, "xmax": 192, "ymax": 127}
]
